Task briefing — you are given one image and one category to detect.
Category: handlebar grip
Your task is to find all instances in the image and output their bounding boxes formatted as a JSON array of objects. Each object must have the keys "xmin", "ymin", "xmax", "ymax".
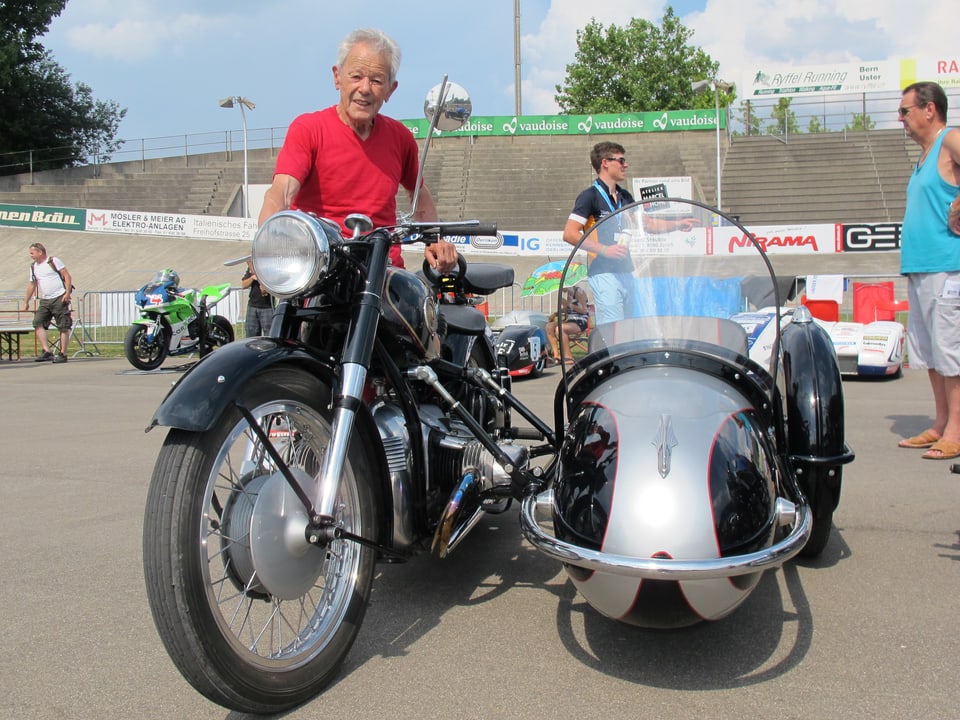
[{"xmin": 442, "ymin": 222, "xmax": 499, "ymax": 238}]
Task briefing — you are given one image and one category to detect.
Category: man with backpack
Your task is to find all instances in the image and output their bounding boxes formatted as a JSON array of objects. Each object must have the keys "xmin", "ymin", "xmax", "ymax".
[{"xmin": 22, "ymin": 242, "xmax": 73, "ymax": 363}]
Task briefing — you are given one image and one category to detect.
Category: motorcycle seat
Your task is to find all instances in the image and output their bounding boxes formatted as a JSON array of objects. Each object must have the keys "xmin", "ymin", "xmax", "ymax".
[
  {"xmin": 461, "ymin": 263, "xmax": 515, "ymax": 296},
  {"xmin": 439, "ymin": 304, "xmax": 488, "ymax": 336}
]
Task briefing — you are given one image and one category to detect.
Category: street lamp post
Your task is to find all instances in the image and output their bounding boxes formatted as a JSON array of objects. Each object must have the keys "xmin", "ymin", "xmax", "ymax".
[
  {"xmin": 218, "ymin": 96, "xmax": 256, "ymax": 217},
  {"xmin": 691, "ymin": 79, "xmax": 731, "ymax": 210}
]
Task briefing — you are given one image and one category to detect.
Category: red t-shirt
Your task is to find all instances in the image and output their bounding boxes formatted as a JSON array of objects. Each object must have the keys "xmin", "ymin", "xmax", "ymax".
[{"xmin": 274, "ymin": 106, "xmax": 420, "ymax": 267}]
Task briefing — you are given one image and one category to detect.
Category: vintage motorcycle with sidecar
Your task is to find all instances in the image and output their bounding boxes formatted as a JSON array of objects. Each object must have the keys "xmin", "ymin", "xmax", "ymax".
[{"xmin": 141, "ymin": 82, "xmax": 853, "ymax": 714}]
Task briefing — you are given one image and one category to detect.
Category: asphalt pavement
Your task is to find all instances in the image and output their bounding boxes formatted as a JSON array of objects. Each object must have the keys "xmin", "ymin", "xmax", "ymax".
[{"xmin": 0, "ymin": 354, "xmax": 957, "ymax": 720}]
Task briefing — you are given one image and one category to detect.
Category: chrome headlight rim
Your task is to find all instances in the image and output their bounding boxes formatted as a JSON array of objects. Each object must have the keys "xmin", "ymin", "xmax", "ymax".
[{"xmin": 251, "ymin": 210, "xmax": 337, "ymax": 299}]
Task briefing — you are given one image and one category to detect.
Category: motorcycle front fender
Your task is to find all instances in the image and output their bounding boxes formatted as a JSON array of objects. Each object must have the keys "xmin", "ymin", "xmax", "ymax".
[{"xmin": 148, "ymin": 338, "xmax": 340, "ymax": 433}]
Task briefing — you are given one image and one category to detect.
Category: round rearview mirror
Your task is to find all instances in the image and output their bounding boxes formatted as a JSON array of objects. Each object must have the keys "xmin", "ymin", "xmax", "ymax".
[{"xmin": 424, "ymin": 82, "xmax": 472, "ymax": 132}]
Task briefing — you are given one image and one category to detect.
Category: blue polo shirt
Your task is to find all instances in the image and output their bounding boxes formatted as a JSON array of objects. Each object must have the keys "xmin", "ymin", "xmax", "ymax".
[{"xmin": 568, "ymin": 181, "xmax": 635, "ymax": 276}]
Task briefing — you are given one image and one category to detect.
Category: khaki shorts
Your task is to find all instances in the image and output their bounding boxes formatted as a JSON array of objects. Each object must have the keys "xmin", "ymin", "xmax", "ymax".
[
  {"xmin": 33, "ymin": 296, "xmax": 73, "ymax": 331},
  {"xmin": 906, "ymin": 271, "xmax": 960, "ymax": 375}
]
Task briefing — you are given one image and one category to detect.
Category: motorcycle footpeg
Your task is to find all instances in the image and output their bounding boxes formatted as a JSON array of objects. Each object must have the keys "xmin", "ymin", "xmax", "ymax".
[{"xmin": 504, "ymin": 426, "xmax": 542, "ymax": 441}]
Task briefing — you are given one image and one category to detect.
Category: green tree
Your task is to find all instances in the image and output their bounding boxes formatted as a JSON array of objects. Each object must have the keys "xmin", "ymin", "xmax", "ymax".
[
  {"xmin": 732, "ymin": 100, "xmax": 762, "ymax": 137},
  {"xmin": 766, "ymin": 98, "xmax": 800, "ymax": 136},
  {"xmin": 807, "ymin": 116, "xmax": 827, "ymax": 133},
  {"xmin": 555, "ymin": 8, "xmax": 726, "ymax": 113},
  {"xmin": 845, "ymin": 113, "xmax": 876, "ymax": 132},
  {"xmin": 0, "ymin": 0, "xmax": 126, "ymax": 174}
]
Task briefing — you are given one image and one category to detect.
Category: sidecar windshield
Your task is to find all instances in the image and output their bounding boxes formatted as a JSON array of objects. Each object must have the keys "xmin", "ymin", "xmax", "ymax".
[{"xmin": 558, "ymin": 196, "xmax": 782, "ymax": 380}]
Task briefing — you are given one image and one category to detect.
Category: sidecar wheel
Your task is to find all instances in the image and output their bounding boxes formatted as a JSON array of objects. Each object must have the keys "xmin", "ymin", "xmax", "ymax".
[
  {"xmin": 142, "ymin": 368, "xmax": 379, "ymax": 714},
  {"xmin": 124, "ymin": 323, "xmax": 167, "ymax": 371},
  {"xmin": 799, "ymin": 468, "xmax": 840, "ymax": 558}
]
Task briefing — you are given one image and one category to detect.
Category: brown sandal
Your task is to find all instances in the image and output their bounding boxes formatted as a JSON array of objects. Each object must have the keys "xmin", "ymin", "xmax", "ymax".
[
  {"xmin": 922, "ymin": 438, "xmax": 960, "ymax": 460},
  {"xmin": 898, "ymin": 429, "xmax": 941, "ymax": 449}
]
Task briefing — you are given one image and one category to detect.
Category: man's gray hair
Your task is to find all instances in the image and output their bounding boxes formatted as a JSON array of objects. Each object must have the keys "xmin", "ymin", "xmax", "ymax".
[{"xmin": 337, "ymin": 28, "xmax": 401, "ymax": 84}]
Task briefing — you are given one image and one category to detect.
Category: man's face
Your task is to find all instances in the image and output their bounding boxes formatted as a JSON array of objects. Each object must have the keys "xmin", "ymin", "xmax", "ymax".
[
  {"xmin": 898, "ymin": 90, "xmax": 930, "ymax": 141},
  {"xmin": 603, "ymin": 152, "xmax": 628, "ymax": 182},
  {"xmin": 333, "ymin": 42, "xmax": 398, "ymax": 128},
  {"xmin": 28, "ymin": 246, "xmax": 43, "ymax": 262}
]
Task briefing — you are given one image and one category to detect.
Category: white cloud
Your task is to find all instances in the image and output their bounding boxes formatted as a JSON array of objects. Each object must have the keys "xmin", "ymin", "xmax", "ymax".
[
  {"xmin": 64, "ymin": 15, "xmax": 213, "ymax": 60},
  {"xmin": 520, "ymin": 0, "xmax": 959, "ymax": 113}
]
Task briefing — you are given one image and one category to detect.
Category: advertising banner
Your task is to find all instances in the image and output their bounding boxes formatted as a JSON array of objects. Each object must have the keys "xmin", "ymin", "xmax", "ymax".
[
  {"xmin": 713, "ymin": 223, "xmax": 839, "ymax": 255},
  {"xmin": 899, "ymin": 56, "xmax": 960, "ymax": 89},
  {"xmin": 0, "ymin": 203, "xmax": 85, "ymax": 231},
  {"xmin": 744, "ymin": 61, "xmax": 895, "ymax": 98},
  {"xmin": 743, "ymin": 55, "xmax": 960, "ymax": 97},
  {"xmin": 85, "ymin": 208, "xmax": 257, "ymax": 242},
  {"xmin": 402, "ymin": 110, "xmax": 721, "ymax": 138}
]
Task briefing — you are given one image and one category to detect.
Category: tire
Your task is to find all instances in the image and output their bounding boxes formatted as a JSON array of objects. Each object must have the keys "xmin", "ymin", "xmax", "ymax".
[
  {"xmin": 125, "ymin": 322, "xmax": 167, "ymax": 371},
  {"xmin": 201, "ymin": 315, "xmax": 235, "ymax": 356},
  {"xmin": 528, "ymin": 353, "xmax": 546, "ymax": 378},
  {"xmin": 798, "ymin": 467, "xmax": 840, "ymax": 558},
  {"xmin": 142, "ymin": 368, "xmax": 379, "ymax": 714}
]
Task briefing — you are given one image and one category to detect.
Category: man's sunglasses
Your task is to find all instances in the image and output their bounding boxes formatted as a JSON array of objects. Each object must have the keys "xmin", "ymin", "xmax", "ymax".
[
  {"xmin": 605, "ymin": 156, "xmax": 627, "ymax": 165},
  {"xmin": 898, "ymin": 104, "xmax": 927, "ymax": 117}
]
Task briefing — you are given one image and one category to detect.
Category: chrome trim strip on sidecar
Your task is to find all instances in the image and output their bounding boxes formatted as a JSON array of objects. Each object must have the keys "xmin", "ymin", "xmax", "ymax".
[{"xmin": 519, "ymin": 490, "xmax": 811, "ymax": 580}]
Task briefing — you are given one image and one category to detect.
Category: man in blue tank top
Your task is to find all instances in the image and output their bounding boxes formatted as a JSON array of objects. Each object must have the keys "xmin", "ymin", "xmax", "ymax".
[{"xmin": 897, "ymin": 81, "xmax": 960, "ymax": 459}]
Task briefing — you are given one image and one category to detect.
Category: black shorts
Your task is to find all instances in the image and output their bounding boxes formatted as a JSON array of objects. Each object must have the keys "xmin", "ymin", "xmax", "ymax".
[
  {"xmin": 34, "ymin": 296, "xmax": 73, "ymax": 331},
  {"xmin": 564, "ymin": 313, "xmax": 589, "ymax": 332}
]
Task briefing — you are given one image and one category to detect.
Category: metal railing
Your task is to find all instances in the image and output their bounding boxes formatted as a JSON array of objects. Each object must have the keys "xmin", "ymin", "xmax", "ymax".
[{"xmin": 4, "ymin": 87, "xmax": 960, "ymax": 181}]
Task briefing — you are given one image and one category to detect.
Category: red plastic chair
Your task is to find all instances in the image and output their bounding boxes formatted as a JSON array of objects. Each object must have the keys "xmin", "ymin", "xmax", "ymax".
[
  {"xmin": 852, "ymin": 281, "xmax": 895, "ymax": 322},
  {"xmin": 800, "ymin": 294, "xmax": 839, "ymax": 321},
  {"xmin": 874, "ymin": 298, "xmax": 909, "ymax": 320}
]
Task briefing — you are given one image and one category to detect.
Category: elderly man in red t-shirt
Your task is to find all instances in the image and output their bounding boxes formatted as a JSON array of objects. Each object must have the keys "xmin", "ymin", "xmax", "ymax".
[{"xmin": 259, "ymin": 27, "xmax": 456, "ymax": 272}]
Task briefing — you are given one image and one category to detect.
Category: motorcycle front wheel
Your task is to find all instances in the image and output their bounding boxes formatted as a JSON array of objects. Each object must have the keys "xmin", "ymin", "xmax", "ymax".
[
  {"xmin": 142, "ymin": 368, "xmax": 379, "ymax": 714},
  {"xmin": 124, "ymin": 322, "xmax": 167, "ymax": 371}
]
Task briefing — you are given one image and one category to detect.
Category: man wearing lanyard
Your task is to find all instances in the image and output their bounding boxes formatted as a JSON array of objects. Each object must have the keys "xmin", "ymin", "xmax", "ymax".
[{"xmin": 563, "ymin": 141, "xmax": 636, "ymax": 325}]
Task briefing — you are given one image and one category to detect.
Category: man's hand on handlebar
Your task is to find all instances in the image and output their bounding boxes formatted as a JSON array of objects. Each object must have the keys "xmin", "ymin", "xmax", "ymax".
[{"xmin": 425, "ymin": 239, "xmax": 459, "ymax": 274}]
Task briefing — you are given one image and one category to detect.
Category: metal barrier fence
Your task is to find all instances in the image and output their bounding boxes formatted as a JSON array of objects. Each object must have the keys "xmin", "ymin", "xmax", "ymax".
[
  {"xmin": 70, "ymin": 287, "xmax": 247, "ymax": 352},
  {"xmin": 6, "ymin": 271, "xmax": 913, "ymax": 358}
]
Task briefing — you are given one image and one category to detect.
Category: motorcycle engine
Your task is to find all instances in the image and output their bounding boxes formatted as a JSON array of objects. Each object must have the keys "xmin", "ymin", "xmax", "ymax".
[{"xmin": 371, "ymin": 400, "xmax": 526, "ymax": 551}]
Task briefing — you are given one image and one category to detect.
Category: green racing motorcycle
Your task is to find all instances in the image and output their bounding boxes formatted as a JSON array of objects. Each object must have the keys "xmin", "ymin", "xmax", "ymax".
[{"xmin": 124, "ymin": 269, "xmax": 235, "ymax": 371}]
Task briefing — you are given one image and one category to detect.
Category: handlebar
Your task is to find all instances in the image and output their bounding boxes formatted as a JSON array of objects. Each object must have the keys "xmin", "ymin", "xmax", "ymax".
[{"xmin": 400, "ymin": 220, "xmax": 498, "ymax": 239}]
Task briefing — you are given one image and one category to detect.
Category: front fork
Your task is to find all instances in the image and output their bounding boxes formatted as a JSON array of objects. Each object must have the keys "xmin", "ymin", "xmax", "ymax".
[{"xmin": 312, "ymin": 233, "xmax": 392, "ymax": 525}]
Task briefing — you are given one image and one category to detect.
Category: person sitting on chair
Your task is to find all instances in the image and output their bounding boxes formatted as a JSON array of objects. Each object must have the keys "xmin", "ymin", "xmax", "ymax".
[{"xmin": 547, "ymin": 286, "xmax": 590, "ymax": 364}]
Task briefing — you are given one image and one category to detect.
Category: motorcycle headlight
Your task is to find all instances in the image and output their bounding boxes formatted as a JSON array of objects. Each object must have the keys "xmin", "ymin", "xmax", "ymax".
[{"xmin": 251, "ymin": 211, "xmax": 339, "ymax": 298}]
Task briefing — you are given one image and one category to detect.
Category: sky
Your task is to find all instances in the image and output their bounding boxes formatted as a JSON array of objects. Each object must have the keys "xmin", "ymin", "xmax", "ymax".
[{"xmin": 39, "ymin": 0, "xmax": 959, "ymax": 144}]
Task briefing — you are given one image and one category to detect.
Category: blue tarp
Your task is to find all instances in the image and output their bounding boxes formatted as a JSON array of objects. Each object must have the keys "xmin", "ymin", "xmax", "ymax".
[{"xmin": 634, "ymin": 276, "xmax": 744, "ymax": 319}]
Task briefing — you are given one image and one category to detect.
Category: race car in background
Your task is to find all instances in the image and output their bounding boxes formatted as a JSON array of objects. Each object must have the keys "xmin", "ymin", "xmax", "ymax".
[
  {"xmin": 732, "ymin": 306, "xmax": 904, "ymax": 378},
  {"xmin": 491, "ymin": 309, "xmax": 550, "ymax": 379}
]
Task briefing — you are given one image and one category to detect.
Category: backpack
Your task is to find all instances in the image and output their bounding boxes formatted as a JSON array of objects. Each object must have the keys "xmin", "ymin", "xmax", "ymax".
[{"xmin": 31, "ymin": 258, "xmax": 75, "ymax": 293}]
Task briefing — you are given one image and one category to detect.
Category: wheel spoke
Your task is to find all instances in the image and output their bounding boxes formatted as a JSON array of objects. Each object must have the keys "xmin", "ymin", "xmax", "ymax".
[
  {"xmin": 198, "ymin": 400, "xmax": 365, "ymax": 666},
  {"xmin": 143, "ymin": 371, "xmax": 376, "ymax": 711}
]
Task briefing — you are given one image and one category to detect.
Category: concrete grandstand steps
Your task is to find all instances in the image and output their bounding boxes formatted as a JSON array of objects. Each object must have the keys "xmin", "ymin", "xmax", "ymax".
[
  {"xmin": 0, "ymin": 129, "xmax": 917, "ymax": 227},
  {"xmin": 721, "ymin": 129, "xmax": 913, "ymax": 224}
]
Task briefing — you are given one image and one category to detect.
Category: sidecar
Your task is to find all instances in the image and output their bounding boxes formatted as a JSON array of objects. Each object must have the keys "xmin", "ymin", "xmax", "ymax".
[
  {"xmin": 520, "ymin": 197, "xmax": 854, "ymax": 629},
  {"xmin": 491, "ymin": 310, "xmax": 549, "ymax": 378}
]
